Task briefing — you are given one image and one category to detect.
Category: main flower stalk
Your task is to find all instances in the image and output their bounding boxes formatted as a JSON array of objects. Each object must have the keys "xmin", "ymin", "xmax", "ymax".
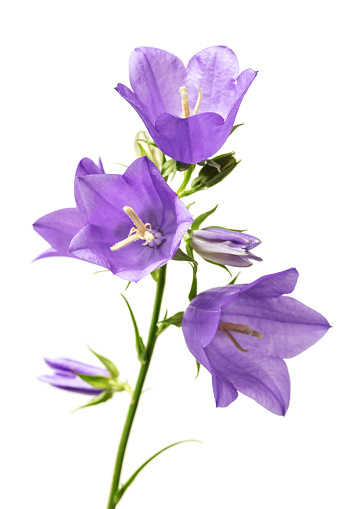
[{"xmin": 107, "ymin": 264, "xmax": 167, "ymax": 509}]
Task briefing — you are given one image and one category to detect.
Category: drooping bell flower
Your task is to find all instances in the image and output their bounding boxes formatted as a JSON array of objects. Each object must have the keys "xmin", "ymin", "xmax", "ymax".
[
  {"xmin": 69, "ymin": 156, "xmax": 193, "ymax": 282},
  {"xmin": 39, "ymin": 358, "xmax": 110, "ymax": 395},
  {"xmin": 190, "ymin": 227, "xmax": 262, "ymax": 267},
  {"xmin": 116, "ymin": 46, "xmax": 257, "ymax": 164},
  {"xmin": 182, "ymin": 269, "xmax": 330, "ymax": 415},
  {"xmin": 33, "ymin": 158, "xmax": 104, "ymax": 260}
]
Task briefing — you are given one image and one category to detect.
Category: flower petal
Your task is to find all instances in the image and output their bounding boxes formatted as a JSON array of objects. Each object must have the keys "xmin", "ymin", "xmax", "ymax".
[
  {"xmin": 44, "ymin": 357, "xmax": 109, "ymax": 377},
  {"xmin": 74, "ymin": 157, "xmax": 105, "ymax": 212},
  {"xmin": 129, "ymin": 47, "xmax": 186, "ymax": 122},
  {"xmin": 33, "ymin": 208, "xmax": 87, "ymax": 259},
  {"xmin": 39, "ymin": 374, "xmax": 103, "ymax": 395},
  {"xmin": 205, "ymin": 331, "xmax": 291, "ymax": 415},
  {"xmin": 186, "ymin": 46, "xmax": 240, "ymax": 116}
]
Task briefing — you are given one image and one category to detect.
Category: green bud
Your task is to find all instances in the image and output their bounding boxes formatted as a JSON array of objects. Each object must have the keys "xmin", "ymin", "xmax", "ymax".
[
  {"xmin": 134, "ymin": 131, "xmax": 164, "ymax": 169},
  {"xmin": 191, "ymin": 152, "xmax": 239, "ymax": 190}
]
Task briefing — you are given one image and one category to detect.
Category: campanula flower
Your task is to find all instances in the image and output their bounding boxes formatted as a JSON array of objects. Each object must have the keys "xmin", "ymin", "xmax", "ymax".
[
  {"xmin": 182, "ymin": 269, "xmax": 330, "ymax": 415},
  {"xmin": 69, "ymin": 156, "xmax": 193, "ymax": 282},
  {"xmin": 116, "ymin": 46, "xmax": 257, "ymax": 164},
  {"xmin": 33, "ymin": 158, "xmax": 104, "ymax": 260},
  {"xmin": 190, "ymin": 228, "xmax": 262, "ymax": 267},
  {"xmin": 39, "ymin": 358, "xmax": 109, "ymax": 395}
]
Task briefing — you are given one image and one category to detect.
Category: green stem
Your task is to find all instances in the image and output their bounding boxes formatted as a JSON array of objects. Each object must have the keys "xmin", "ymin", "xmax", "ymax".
[
  {"xmin": 106, "ymin": 264, "xmax": 167, "ymax": 509},
  {"xmin": 176, "ymin": 165, "xmax": 195, "ymax": 196}
]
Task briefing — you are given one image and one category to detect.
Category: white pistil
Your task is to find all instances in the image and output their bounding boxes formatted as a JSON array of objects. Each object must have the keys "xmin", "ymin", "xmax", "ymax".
[
  {"xmin": 110, "ymin": 206, "xmax": 154, "ymax": 252},
  {"xmin": 179, "ymin": 86, "xmax": 190, "ymax": 118},
  {"xmin": 193, "ymin": 85, "xmax": 202, "ymax": 115},
  {"xmin": 179, "ymin": 85, "xmax": 203, "ymax": 118}
]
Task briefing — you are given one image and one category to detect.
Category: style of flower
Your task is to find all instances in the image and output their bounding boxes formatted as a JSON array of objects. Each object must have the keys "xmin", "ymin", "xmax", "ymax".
[
  {"xmin": 33, "ymin": 158, "xmax": 104, "ymax": 260},
  {"xmin": 190, "ymin": 228, "xmax": 262, "ymax": 267},
  {"xmin": 182, "ymin": 269, "xmax": 330, "ymax": 415},
  {"xmin": 116, "ymin": 46, "xmax": 257, "ymax": 164},
  {"xmin": 39, "ymin": 358, "xmax": 109, "ymax": 395},
  {"xmin": 69, "ymin": 156, "xmax": 193, "ymax": 282}
]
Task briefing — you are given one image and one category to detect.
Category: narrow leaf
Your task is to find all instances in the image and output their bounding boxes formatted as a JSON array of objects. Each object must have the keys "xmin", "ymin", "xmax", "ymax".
[
  {"xmin": 93, "ymin": 269, "xmax": 110, "ymax": 275},
  {"xmin": 114, "ymin": 440, "xmax": 202, "ymax": 504},
  {"xmin": 121, "ymin": 294, "xmax": 147, "ymax": 363},
  {"xmin": 191, "ymin": 205, "xmax": 218, "ymax": 231},
  {"xmin": 172, "ymin": 248, "xmax": 195, "ymax": 264},
  {"xmin": 88, "ymin": 346, "xmax": 120, "ymax": 379},
  {"xmin": 72, "ymin": 390, "xmax": 113, "ymax": 413},
  {"xmin": 125, "ymin": 281, "xmax": 132, "ymax": 291},
  {"xmin": 195, "ymin": 361, "xmax": 201, "ymax": 379},
  {"xmin": 228, "ymin": 272, "xmax": 241, "ymax": 285},
  {"xmin": 230, "ymin": 123, "xmax": 244, "ymax": 134},
  {"xmin": 202, "ymin": 257, "xmax": 232, "ymax": 277},
  {"xmin": 159, "ymin": 311, "xmax": 184, "ymax": 328}
]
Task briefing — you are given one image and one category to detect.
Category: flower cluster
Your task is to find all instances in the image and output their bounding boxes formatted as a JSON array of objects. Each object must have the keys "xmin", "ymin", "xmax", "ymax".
[{"xmin": 34, "ymin": 44, "xmax": 330, "ymax": 423}]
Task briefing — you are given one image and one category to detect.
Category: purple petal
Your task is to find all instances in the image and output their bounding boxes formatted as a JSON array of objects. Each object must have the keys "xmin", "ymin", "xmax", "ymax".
[
  {"xmin": 44, "ymin": 357, "xmax": 109, "ymax": 377},
  {"xmin": 221, "ymin": 294, "xmax": 331, "ymax": 359},
  {"xmin": 74, "ymin": 157, "xmax": 105, "ymax": 212},
  {"xmin": 193, "ymin": 228, "xmax": 261, "ymax": 248},
  {"xmin": 212, "ymin": 374, "xmax": 238, "ymax": 408},
  {"xmin": 129, "ymin": 47, "xmax": 186, "ymax": 122},
  {"xmin": 39, "ymin": 374, "xmax": 103, "ymax": 395},
  {"xmin": 240, "ymin": 268, "xmax": 299, "ymax": 298},
  {"xmin": 69, "ymin": 157, "xmax": 192, "ymax": 282},
  {"xmin": 186, "ymin": 46, "xmax": 240, "ymax": 116},
  {"xmin": 33, "ymin": 208, "xmax": 87, "ymax": 259},
  {"xmin": 205, "ymin": 332, "xmax": 291, "ymax": 415}
]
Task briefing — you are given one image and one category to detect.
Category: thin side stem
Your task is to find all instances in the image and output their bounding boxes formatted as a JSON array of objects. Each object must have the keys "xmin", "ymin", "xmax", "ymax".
[
  {"xmin": 176, "ymin": 165, "xmax": 195, "ymax": 196},
  {"xmin": 106, "ymin": 264, "xmax": 167, "ymax": 509}
]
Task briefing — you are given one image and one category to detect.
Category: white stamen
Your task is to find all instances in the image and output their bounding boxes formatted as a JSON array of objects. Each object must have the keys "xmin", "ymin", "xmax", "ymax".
[
  {"xmin": 110, "ymin": 206, "xmax": 154, "ymax": 252},
  {"xmin": 193, "ymin": 85, "xmax": 202, "ymax": 115},
  {"xmin": 179, "ymin": 86, "xmax": 191, "ymax": 118}
]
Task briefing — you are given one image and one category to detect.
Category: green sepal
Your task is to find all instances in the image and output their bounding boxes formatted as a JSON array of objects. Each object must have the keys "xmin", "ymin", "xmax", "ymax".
[
  {"xmin": 93, "ymin": 269, "xmax": 110, "ymax": 275},
  {"xmin": 195, "ymin": 361, "xmax": 201, "ymax": 379},
  {"xmin": 191, "ymin": 153, "xmax": 239, "ymax": 190},
  {"xmin": 172, "ymin": 248, "xmax": 198, "ymax": 301},
  {"xmin": 113, "ymin": 439, "xmax": 202, "ymax": 505},
  {"xmin": 159, "ymin": 311, "xmax": 184, "ymax": 329},
  {"xmin": 151, "ymin": 268, "xmax": 160, "ymax": 282},
  {"xmin": 202, "ymin": 257, "xmax": 232, "ymax": 277},
  {"xmin": 74, "ymin": 373, "xmax": 113, "ymax": 389},
  {"xmin": 88, "ymin": 346, "xmax": 120, "ymax": 379},
  {"xmin": 125, "ymin": 281, "xmax": 132, "ymax": 291},
  {"xmin": 121, "ymin": 294, "xmax": 147, "ymax": 363},
  {"xmin": 228, "ymin": 272, "xmax": 241, "ymax": 285},
  {"xmin": 191, "ymin": 205, "xmax": 218, "ymax": 231},
  {"xmin": 71, "ymin": 389, "xmax": 114, "ymax": 413},
  {"xmin": 230, "ymin": 123, "xmax": 244, "ymax": 134},
  {"xmin": 161, "ymin": 159, "xmax": 177, "ymax": 179}
]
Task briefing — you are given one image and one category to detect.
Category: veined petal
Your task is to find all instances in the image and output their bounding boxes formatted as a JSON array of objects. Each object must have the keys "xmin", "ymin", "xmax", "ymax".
[
  {"xmin": 129, "ymin": 47, "xmax": 186, "ymax": 122},
  {"xmin": 44, "ymin": 357, "xmax": 109, "ymax": 377},
  {"xmin": 74, "ymin": 157, "xmax": 105, "ymax": 212},
  {"xmin": 186, "ymin": 46, "xmax": 240, "ymax": 116},
  {"xmin": 221, "ymin": 294, "xmax": 331, "ymax": 359},
  {"xmin": 205, "ymin": 333, "xmax": 290, "ymax": 415},
  {"xmin": 33, "ymin": 208, "xmax": 86, "ymax": 259},
  {"xmin": 39, "ymin": 374, "xmax": 104, "ymax": 395}
]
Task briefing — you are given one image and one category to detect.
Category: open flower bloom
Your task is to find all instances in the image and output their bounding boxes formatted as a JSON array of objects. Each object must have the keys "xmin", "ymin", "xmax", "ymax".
[
  {"xmin": 33, "ymin": 158, "xmax": 104, "ymax": 260},
  {"xmin": 39, "ymin": 358, "xmax": 109, "ymax": 395},
  {"xmin": 190, "ymin": 227, "xmax": 262, "ymax": 267},
  {"xmin": 116, "ymin": 46, "xmax": 257, "ymax": 164},
  {"xmin": 182, "ymin": 269, "xmax": 330, "ymax": 415},
  {"xmin": 69, "ymin": 157, "xmax": 193, "ymax": 282}
]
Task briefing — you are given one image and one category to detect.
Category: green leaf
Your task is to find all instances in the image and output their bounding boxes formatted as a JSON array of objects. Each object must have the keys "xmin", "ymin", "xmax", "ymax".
[
  {"xmin": 136, "ymin": 138, "xmax": 157, "ymax": 147},
  {"xmin": 72, "ymin": 390, "xmax": 113, "ymax": 412},
  {"xmin": 136, "ymin": 142, "xmax": 147, "ymax": 157},
  {"xmin": 228, "ymin": 272, "xmax": 241, "ymax": 285},
  {"xmin": 191, "ymin": 205, "xmax": 218, "ymax": 231},
  {"xmin": 125, "ymin": 281, "xmax": 132, "ymax": 291},
  {"xmin": 161, "ymin": 159, "xmax": 177, "ymax": 178},
  {"xmin": 74, "ymin": 373, "xmax": 113, "ymax": 389},
  {"xmin": 191, "ymin": 153, "xmax": 239, "ymax": 191},
  {"xmin": 113, "ymin": 440, "xmax": 202, "ymax": 504},
  {"xmin": 121, "ymin": 294, "xmax": 147, "ymax": 363},
  {"xmin": 202, "ymin": 257, "xmax": 232, "ymax": 277},
  {"xmin": 186, "ymin": 202, "xmax": 195, "ymax": 210},
  {"xmin": 159, "ymin": 311, "xmax": 184, "ymax": 328},
  {"xmin": 172, "ymin": 248, "xmax": 195, "ymax": 264},
  {"xmin": 93, "ymin": 269, "xmax": 110, "ymax": 275},
  {"xmin": 88, "ymin": 346, "xmax": 120, "ymax": 379},
  {"xmin": 195, "ymin": 361, "xmax": 201, "ymax": 379},
  {"xmin": 230, "ymin": 123, "xmax": 244, "ymax": 134}
]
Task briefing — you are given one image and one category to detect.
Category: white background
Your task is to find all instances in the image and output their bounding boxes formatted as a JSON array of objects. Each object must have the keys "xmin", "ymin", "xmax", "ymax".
[{"xmin": 1, "ymin": 1, "xmax": 338, "ymax": 508}]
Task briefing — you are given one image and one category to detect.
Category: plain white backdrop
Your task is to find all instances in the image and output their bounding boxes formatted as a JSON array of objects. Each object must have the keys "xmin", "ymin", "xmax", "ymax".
[{"xmin": 1, "ymin": 1, "xmax": 338, "ymax": 508}]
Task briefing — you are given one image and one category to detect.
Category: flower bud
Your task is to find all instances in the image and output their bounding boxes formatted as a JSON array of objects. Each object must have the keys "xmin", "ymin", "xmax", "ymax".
[
  {"xmin": 190, "ymin": 228, "xmax": 262, "ymax": 267},
  {"xmin": 134, "ymin": 131, "xmax": 164, "ymax": 169}
]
